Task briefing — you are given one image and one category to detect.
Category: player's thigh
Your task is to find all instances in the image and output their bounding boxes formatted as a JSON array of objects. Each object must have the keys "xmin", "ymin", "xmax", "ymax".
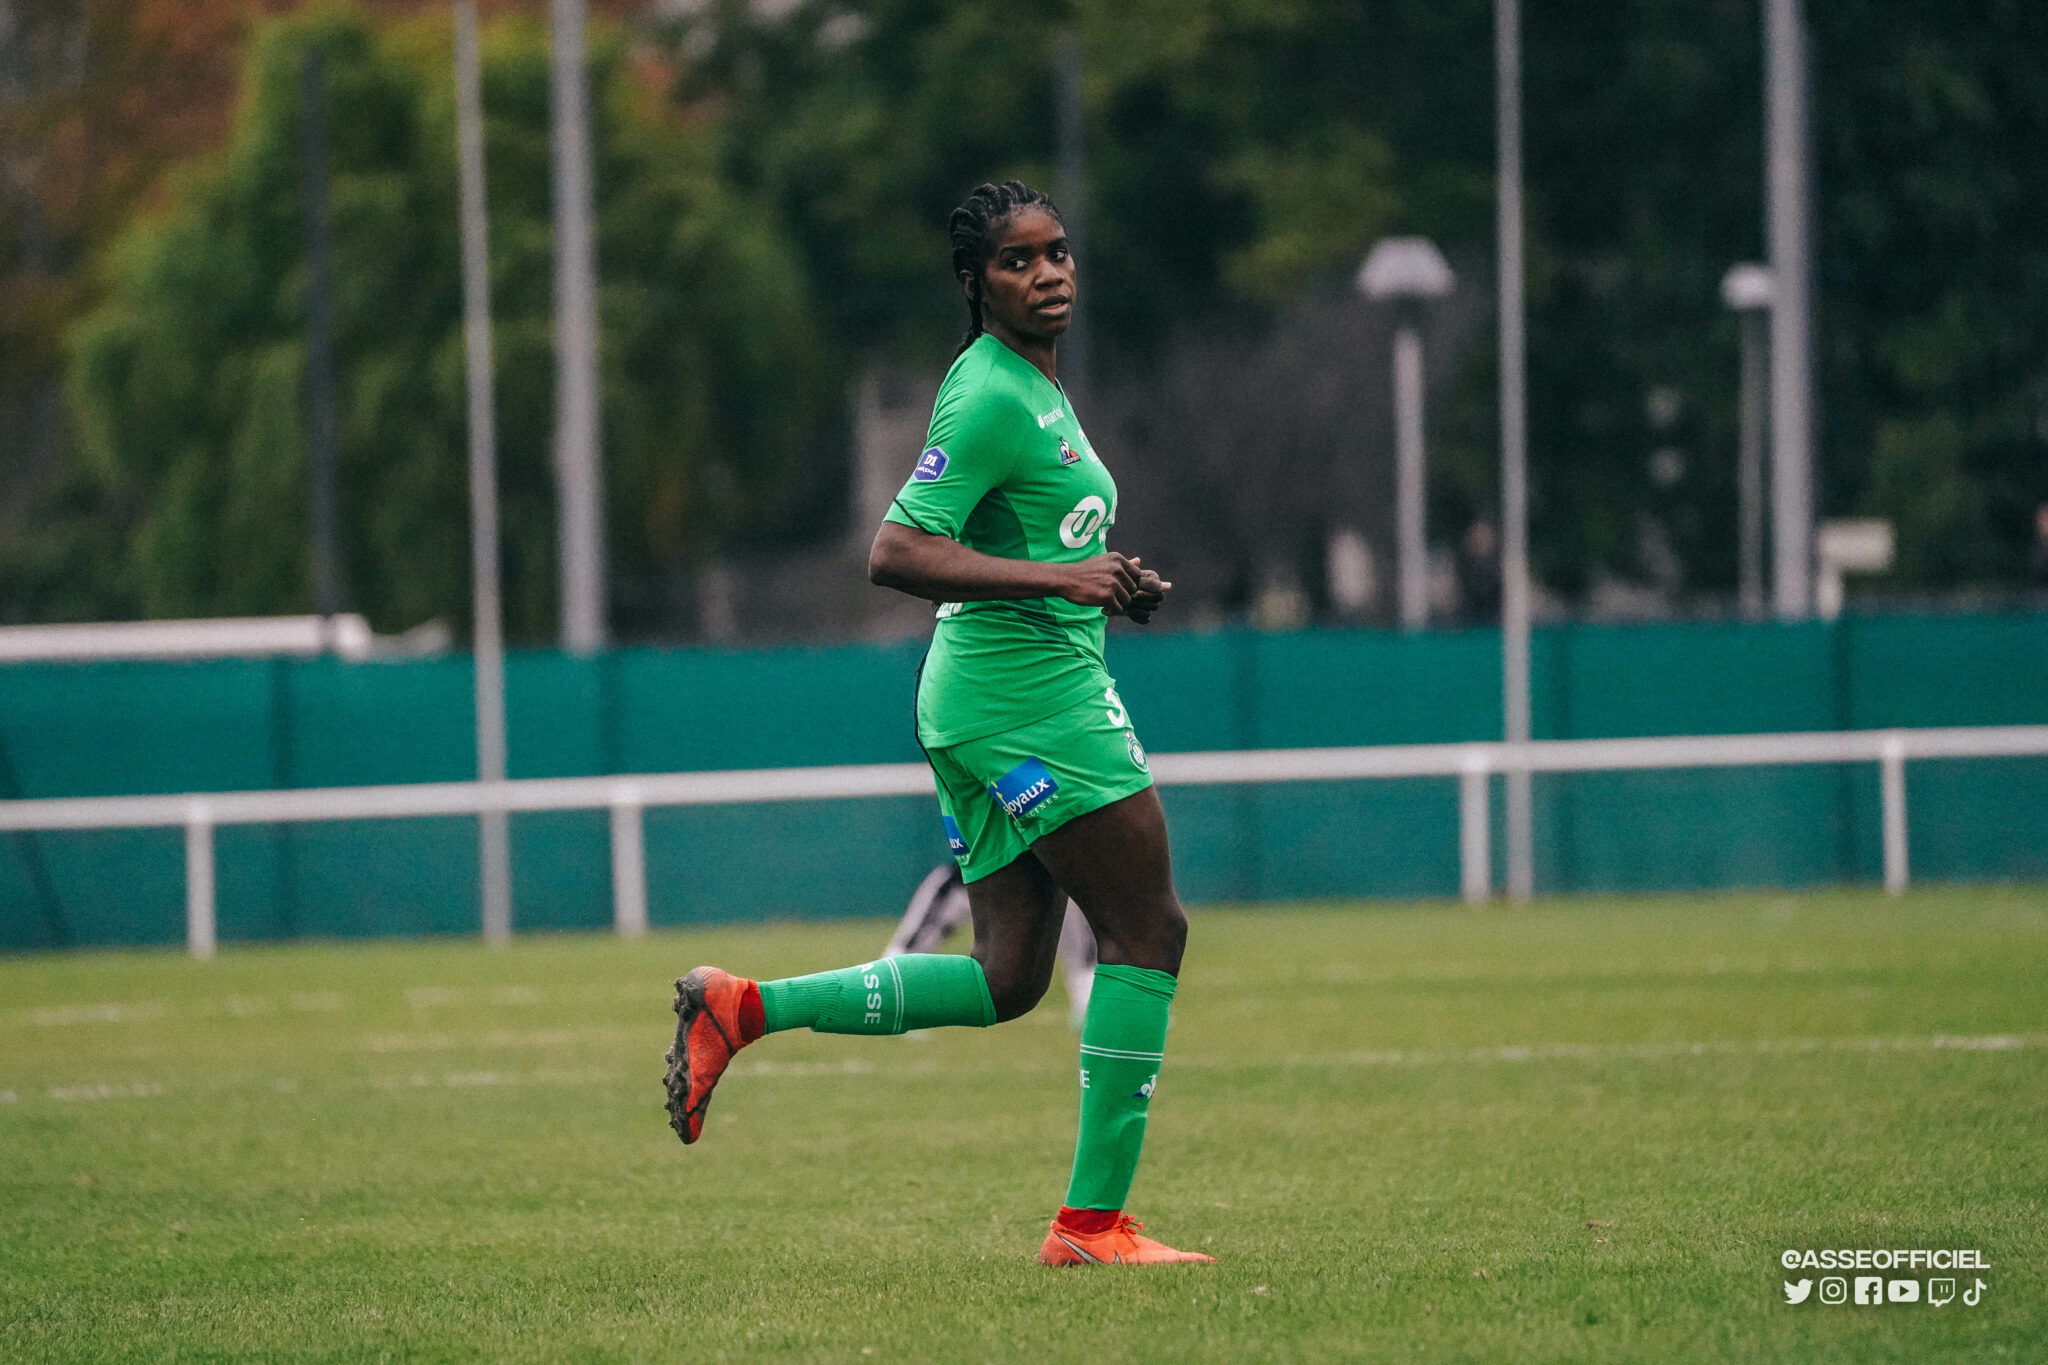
[
  {"xmin": 950, "ymin": 688, "xmax": 1180, "ymax": 974},
  {"xmin": 1029, "ymin": 785, "xmax": 1186, "ymax": 976},
  {"xmin": 962, "ymin": 850, "xmax": 1068, "ymax": 1020},
  {"xmin": 926, "ymin": 740, "xmax": 1064, "ymax": 1015}
]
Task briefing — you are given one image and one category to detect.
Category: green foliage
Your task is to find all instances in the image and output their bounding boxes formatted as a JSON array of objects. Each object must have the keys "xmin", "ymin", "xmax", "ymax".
[
  {"xmin": 675, "ymin": 0, "xmax": 2048, "ymax": 598},
  {"xmin": 64, "ymin": 4, "xmax": 834, "ymax": 639},
  {"xmin": 18, "ymin": 0, "xmax": 2048, "ymax": 628},
  {"xmin": 671, "ymin": 0, "xmax": 1440, "ymax": 359},
  {"xmin": 1820, "ymin": 0, "xmax": 2048, "ymax": 586}
]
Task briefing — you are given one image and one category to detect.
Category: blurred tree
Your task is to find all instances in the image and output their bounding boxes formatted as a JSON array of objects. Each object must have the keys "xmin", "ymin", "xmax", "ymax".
[
  {"xmin": 665, "ymin": 0, "xmax": 2048, "ymax": 610},
  {"xmin": 0, "ymin": 0, "xmax": 256, "ymax": 624},
  {"xmin": 5, "ymin": 0, "xmax": 2044, "ymax": 631},
  {"xmin": 60, "ymin": 4, "xmax": 833, "ymax": 639},
  {"xmin": 664, "ymin": 0, "xmax": 1484, "ymax": 361},
  {"xmin": 1818, "ymin": 0, "xmax": 2048, "ymax": 588}
]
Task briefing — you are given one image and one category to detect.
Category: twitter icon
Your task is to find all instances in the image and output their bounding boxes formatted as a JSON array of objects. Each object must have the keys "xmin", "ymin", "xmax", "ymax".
[{"xmin": 1784, "ymin": 1279, "xmax": 1814, "ymax": 1304}]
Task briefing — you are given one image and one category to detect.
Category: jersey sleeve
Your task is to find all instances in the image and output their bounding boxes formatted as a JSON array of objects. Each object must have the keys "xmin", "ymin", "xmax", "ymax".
[{"xmin": 883, "ymin": 366, "xmax": 1027, "ymax": 540}]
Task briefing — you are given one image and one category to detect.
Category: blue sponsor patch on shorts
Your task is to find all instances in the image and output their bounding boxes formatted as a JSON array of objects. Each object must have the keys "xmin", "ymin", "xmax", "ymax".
[
  {"xmin": 989, "ymin": 756, "xmax": 1059, "ymax": 820},
  {"xmin": 941, "ymin": 815, "xmax": 967, "ymax": 858},
  {"xmin": 912, "ymin": 446, "xmax": 949, "ymax": 481}
]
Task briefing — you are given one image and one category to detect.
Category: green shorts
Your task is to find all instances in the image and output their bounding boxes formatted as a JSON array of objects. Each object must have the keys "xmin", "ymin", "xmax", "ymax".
[{"xmin": 926, "ymin": 684, "xmax": 1155, "ymax": 883}]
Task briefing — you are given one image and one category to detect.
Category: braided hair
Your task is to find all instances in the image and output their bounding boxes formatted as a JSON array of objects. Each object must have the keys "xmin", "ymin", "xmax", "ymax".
[{"xmin": 948, "ymin": 179, "xmax": 1063, "ymax": 357}]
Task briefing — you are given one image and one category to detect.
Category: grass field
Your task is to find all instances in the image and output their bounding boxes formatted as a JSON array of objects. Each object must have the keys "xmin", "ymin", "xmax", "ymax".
[{"xmin": 3, "ymin": 887, "xmax": 2045, "ymax": 1362}]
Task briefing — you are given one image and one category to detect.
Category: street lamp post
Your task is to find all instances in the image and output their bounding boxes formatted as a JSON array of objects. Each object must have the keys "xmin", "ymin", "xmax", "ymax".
[
  {"xmin": 1721, "ymin": 264, "xmax": 1774, "ymax": 618},
  {"xmin": 551, "ymin": 0, "xmax": 606, "ymax": 653},
  {"xmin": 1497, "ymin": 0, "xmax": 1534, "ymax": 902},
  {"xmin": 456, "ymin": 0, "xmax": 512, "ymax": 943},
  {"xmin": 1764, "ymin": 0, "xmax": 1816, "ymax": 618},
  {"xmin": 1358, "ymin": 238, "xmax": 1455, "ymax": 633}
]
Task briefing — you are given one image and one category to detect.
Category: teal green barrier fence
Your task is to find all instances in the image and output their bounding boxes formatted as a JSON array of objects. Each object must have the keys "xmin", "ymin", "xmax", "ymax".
[{"xmin": 3, "ymin": 613, "xmax": 2044, "ymax": 950}]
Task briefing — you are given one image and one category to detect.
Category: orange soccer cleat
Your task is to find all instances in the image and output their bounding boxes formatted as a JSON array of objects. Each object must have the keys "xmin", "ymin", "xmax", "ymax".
[
  {"xmin": 663, "ymin": 966, "xmax": 760, "ymax": 1145},
  {"xmin": 1038, "ymin": 1214, "xmax": 1218, "ymax": 1266}
]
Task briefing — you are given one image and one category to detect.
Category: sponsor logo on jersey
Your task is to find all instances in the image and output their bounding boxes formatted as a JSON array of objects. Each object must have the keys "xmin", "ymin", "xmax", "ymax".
[
  {"xmin": 989, "ymin": 757, "xmax": 1059, "ymax": 819},
  {"xmin": 912, "ymin": 446, "xmax": 948, "ymax": 481},
  {"xmin": 1058, "ymin": 438, "xmax": 1080, "ymax": 466},
  {"xmin": 941, "ymin": 815, "xmax": 967, "ymax": 857},
  {"xmin": 1060, "ymin": 494, "xmax": 1110, "ymax": 549},
  {"xmin": 1037, "ymin": 406, "xmax": 1065, "ymax": 429}
]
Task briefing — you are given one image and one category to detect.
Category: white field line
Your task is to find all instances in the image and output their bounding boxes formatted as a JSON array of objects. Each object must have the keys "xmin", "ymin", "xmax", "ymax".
[
  {"xmin": 360, "ymin": 1024, "xmax": 643, "ymax": 1053},
  {"xmin": 8, "ymin": 995, "xmax": 347, "ymax": 1029},
  {"xmin": 44, "ymin": 1082, "xmax": 164, "ymax": 1102},
  {"xmin": 18, "ymin": 1002, "xmax": 169, "ymax": 1028},
  {"xmin": 1238, "ymin": 1032, "xmax": 2048, "ymax": 1072},
  {"xmin": 370, "ymin": 1068, "xmax": 618, "ymax": 1090},
  {"xmin": 5, "ymin": 1033, "xmax": 2037, "ymax": 1108}
]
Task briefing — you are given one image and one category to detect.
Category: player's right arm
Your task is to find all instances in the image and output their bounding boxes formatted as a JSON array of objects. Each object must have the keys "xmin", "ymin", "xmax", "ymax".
[
  {"xmin": 871, "ymin": 370, "xmax": 1156, "ymax": 613},
  {"xmin": 869, "ymin": 520, "xmax": 1144, "ymax": 611}
]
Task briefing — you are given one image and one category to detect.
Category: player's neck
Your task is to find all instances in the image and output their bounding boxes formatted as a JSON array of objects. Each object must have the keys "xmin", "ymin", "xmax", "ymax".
[{"xmin": 983, "ymin": 322, "xmax": 1060, "ymax": 386}]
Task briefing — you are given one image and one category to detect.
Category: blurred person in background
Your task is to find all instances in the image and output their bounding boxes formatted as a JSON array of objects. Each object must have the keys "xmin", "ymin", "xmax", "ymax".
[
  {"xmin": 1461, "ymin": 519, "xmax": 1502, "ymax": 625},
  {"xmin": 2029, "ymin": 504, "xmax": 2048, "ymax": 595},
  {"xmin": 663, "ymin": 181, "xmax": 1210, "ymax": 1267}
]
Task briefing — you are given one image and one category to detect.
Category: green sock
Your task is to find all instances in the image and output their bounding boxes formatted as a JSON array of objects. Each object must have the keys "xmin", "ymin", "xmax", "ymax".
[
  {"xmin": 757, "ymin": 954, "xmax": 997, "ymax": 1036},
  {"xmin": 1063, "ymin": 963, "xmax": 1177, "ymax": 1211}
]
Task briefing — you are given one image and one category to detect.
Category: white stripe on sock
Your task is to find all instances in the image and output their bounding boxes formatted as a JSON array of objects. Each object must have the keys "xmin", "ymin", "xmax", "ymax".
[{"xmin": 883, "ymin": 955, "xmax": 905, "ymax": 1034}]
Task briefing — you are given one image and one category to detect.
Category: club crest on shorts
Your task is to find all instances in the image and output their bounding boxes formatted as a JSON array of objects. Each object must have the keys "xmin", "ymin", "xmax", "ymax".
[
  {"xmin": 912, "ymin": 446, "xmax": 948, "ymax": 481},
  {"xmin": 1126, "ymin": 729, "xmax": 1147, "ymax": 770},
  {"xmin": 989, "ymin": 756, "xmax": 1059, "ymax": 819},
  {"xmin": 941, "ymin": 815, "xmax": 967, "ymax": 857},
  {"xmin": 1058, "ymin": 438, "xmax": 1080, "ymax": 466}
]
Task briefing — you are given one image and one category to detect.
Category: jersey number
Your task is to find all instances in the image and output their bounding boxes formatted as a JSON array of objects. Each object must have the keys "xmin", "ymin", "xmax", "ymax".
[{"xmin": 1105, "ymin": 687, "xmax": 1128, "ymax": 728}]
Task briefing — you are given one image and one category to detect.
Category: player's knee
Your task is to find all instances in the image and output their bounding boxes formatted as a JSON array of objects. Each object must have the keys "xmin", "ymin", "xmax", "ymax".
[
  {"xmin": 1148, "ymin": 899, "xmax": 1188, "ymax": 972},
  {"xmin": 981, "ymin": 961, "xmax": 1052, "ymax": 1023},
  {"xmin": 1117, "ymin": 898, "xmax": 1186, "ymax": 975}
]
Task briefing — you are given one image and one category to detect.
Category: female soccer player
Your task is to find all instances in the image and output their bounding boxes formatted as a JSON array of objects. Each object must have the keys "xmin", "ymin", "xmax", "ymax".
[{"xmin": 664, "ymin": 180, "xmax": 1211, "ymax": 1268}]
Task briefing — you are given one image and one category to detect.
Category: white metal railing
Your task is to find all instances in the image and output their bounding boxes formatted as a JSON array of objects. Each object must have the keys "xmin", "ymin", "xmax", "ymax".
[{"xmin": 3, "ymin": 725, "xmax": 2045, "ymax": 958}]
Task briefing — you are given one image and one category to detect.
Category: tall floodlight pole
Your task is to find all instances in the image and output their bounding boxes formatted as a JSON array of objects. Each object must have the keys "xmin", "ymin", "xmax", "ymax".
[
  {"xmin": 300, "ymin": 47, "xmax": 346, "ymax": 625},
  {"xmin": 1054, "ymin": 33, "xmax": 1089, "ymax": 396},
  {"xmin": 1764, "ymin": 0, "xmax": 1815, "ymax": 617},
  {"xmin": 551, "ymin": 0, "xmax": 606, "ymax": 652},
  {"xmin": 1496, "ymin": 0, "xmax": 1534, "ymax": 901},
  {"xmin": 1359, "ymin": 238, "xmax": 1455, "ymax": 633},
  {"xmin": 456, "ymin": 0, "xmax": 512, "ymax": 944},
  {"xmin": 1722, "ymin": 264, "xmax": 1774, "ymax": 618}
]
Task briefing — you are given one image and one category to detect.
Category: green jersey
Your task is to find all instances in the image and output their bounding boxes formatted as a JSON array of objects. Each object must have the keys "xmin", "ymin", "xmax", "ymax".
[{"xmin": 885, "ymin": 333, "xmax": 1121, "ymax": 748}]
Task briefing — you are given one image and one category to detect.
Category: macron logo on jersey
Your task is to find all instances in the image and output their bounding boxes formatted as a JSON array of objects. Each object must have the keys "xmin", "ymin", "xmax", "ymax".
[
  {"xmin": 990, "ymin": 757, "xmax": 1059, "ymax": 820},
  {"xmin": 913, "ymin": 447, "xmax": 948, "ymax": 481}
]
